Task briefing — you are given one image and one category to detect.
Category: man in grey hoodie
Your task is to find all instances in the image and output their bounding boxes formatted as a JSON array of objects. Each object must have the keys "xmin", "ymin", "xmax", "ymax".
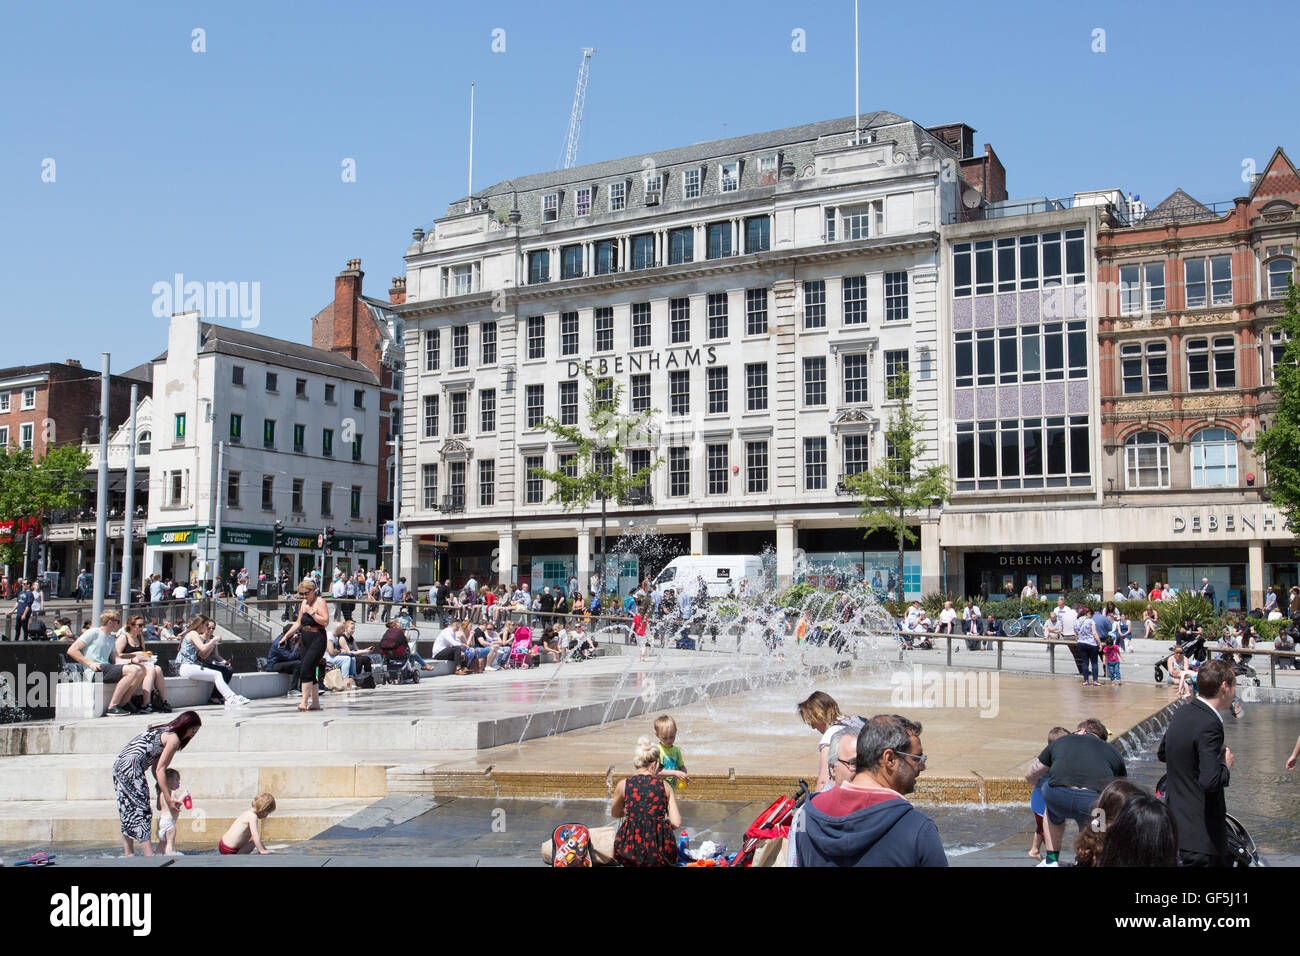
[{"xmin": 795, "ymin": 714, "xmax": 948, "ymax": 867}]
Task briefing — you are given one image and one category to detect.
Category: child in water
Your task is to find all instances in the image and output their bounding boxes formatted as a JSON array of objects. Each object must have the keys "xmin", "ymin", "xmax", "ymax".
[
  {"xmin": 218, "ymin": 793, "xmax": 277, "ymax": 855},
  {"xmin": 653, "ymin": 715, "xmax": 690, "ymax": 791},
  {"xmin": 155, "ymin": 768, "xmax": 188, "ymax": 855}
]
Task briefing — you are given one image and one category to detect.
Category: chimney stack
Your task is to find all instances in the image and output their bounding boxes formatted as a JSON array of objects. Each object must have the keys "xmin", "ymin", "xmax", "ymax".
[
  {"xmin": 65, "ymin": 358, "xmax": 82, "ymax": 368},
  {"xmin": 332, "ymin": 259, "xmax": 364, "ymax": 361},
  {"xmin": 389, "ymin": 276, "xmax": 407, "ymax": 305}
]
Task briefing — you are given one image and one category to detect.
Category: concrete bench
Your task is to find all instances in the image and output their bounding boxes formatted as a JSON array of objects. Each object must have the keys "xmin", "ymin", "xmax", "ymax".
[
  {"xmin": 55, "ymin": 674, "xmax": 211, "ymax": 719},
  {"xmin": 231, "ymin": 672, "xmax": 293, "ymax": 698},
  {"xmin": 54, "ymin": 670, "xmax": 288, "ymax": 719}
]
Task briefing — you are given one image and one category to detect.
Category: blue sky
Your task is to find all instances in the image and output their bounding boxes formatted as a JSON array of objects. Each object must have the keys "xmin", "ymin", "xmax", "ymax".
[{"xmin": 2, "ymin": 0, "xmax": 1297, "ymax": 371}]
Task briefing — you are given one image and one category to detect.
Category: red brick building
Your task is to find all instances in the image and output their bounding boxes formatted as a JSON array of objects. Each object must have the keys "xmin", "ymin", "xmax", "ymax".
[
  {"xmin": 310, "ymin": 259, "xmax": 408, "ymax": 564},
  {"xmin": 0, "ymin": 360, "xmax": 147, "ymax": 459},
  {"xmin": 1094, "ymin": 148, "xmax": 1299, "ymax": 602}
]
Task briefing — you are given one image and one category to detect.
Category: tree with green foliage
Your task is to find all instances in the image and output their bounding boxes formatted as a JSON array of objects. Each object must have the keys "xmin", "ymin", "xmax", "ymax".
[
  {"xmin": 844, "ymin": 372, "xmax": 951, "ymax": 602},
  {"xmin": 1257, "ymin": 279, "xmax": 1300, "ymax": 531},
  {"xmin": 0, "ymin": 444, "xmax": 92, "ymax": 570},
  {"xmin": 530, "ymin": 372, "xmax": 661, "ymax": 601}
]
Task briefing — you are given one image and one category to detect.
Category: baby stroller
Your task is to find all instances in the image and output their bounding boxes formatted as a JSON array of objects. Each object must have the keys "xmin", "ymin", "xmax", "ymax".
[
  {"xmin": 1154, "ymin": 635, "xmax": 1208, "ymax": 683},
  {"xmin": 1154, "ymin": 774, "xmax": 1262, "ymax": 866},
  {"xmin": 504, "ymin": 629, "xmax": 536, "ymax": 669},
  {"xmin": 725, "ymin": 779, "xmax": 812, "ymax": 867}
]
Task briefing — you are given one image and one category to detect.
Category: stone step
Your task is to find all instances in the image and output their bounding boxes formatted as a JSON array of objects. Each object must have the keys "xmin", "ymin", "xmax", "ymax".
[
  {"xmin": 384, "ymin": 767, "xmax": 1031, "ymax": 804},
  {"xmin": 0, "ymin": 797, "xmax": 370, "ymax": 846},
  {"xmin": 0, "ymin": 752, "xmax": 402, "ymax": 802}
]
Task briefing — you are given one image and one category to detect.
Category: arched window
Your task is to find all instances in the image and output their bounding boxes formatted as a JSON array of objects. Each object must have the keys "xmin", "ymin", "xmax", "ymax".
[
  {"xmin": 1268, "ymin": 256, "xmax": 1295, "ymax": 298},
  {"xmin": 1124, "ymin": 431, "xmax": 1170, "ymax": 489},
  {"xmin": 1190, "ymin": 428, "xmax": 1238, "ymax": 488},
  {"xmin": 136, "ymin": 430, "xmax": 151, "ymax": 456}
]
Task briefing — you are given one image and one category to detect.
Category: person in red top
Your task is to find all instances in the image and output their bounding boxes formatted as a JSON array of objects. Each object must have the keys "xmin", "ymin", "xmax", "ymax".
[{"xmin": 1149, "ymin": 583, "xmax": 1164, "ymax": 601}]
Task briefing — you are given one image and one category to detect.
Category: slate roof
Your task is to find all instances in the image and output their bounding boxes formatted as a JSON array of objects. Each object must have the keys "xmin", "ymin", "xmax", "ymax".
[
  {"xmin": 443, "ymin": 111, "xmax": 953, "ymax": 229},
  {"xmin": 1143, "ymin": 187, "xmax": 1215, "ymax": 224},
  {"xmin": 152, "ymin": 323, "xmax": 380, "ymax": 385}
]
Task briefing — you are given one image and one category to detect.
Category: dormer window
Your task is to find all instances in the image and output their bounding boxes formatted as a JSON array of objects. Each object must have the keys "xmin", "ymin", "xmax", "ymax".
[
  {"xmin": 720, "ymin": 161, "xmax": 740, "ymax": 193},
  {"xmin": 609, "ymin": 181, "xmax": 627, "ymax": 212},
  {"xmin": 683, "ymin": 167, "xmax": 703, "ymax": 199},
  {"xmin": 757, "ymin": 154, "xmax": 778, "ymax": 185},
  {"xmin": 576, "ymin": 186, "xmax": 593, "ymax": 217},
  {"xmin": 644, "ymin": 172, "xmax": 663, "ymax": 205},
  {"xmin": 543, "ymin": 192, "xmax": 560, "ymax": 222}
]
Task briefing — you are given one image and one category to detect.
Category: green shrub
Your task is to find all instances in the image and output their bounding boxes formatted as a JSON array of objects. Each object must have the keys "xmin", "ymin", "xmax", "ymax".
[
  {"xmin": 777, "ymin": 581, "xmax": 824, "ymax": 609},
  {"xmin": 920, "ymin": 591, "xmax": 964, "ymax": 617},
  {"xmin": 1153, "ymin": 593, "xmax": 1215, "ymax": 642},
  {"xmin": 1247, "ymin": 617, "xmax": 1284, "ymax": 642}
]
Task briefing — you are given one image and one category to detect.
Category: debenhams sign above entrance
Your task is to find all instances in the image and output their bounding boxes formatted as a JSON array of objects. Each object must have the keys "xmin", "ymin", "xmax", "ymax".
[
  {"xmin": 1171, "ymin": 508, "xmax": 1293, "ymax": 534},
  {"xmin": 567, "ymin": 347, "xmax": 719, "ymax": 379}
]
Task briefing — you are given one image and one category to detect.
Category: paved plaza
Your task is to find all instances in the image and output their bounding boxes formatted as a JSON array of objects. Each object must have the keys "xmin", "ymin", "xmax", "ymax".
[{"xmin": 5, "ymin": 633, "xmax": 1274, "ymax": 863}]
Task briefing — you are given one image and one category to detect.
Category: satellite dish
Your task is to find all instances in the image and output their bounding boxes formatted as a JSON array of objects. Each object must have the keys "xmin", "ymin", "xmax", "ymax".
[{"xmin": 962, "ymin": 187, "xmax": 982, "ymax": 209}]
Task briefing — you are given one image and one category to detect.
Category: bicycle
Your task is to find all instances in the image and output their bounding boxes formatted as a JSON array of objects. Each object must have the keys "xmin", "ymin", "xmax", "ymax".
[{"xmin": 1002, "ymin": 612, "xmax": 1044, "ymax": 639}]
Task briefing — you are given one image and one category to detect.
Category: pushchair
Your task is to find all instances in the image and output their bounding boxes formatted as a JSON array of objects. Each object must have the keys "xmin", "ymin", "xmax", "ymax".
[
  {"xmin": 1154, "ymin": 774, "xmax": 1262, "ymax": 866},
  {"xmin": 724, "ymin": 779, "xmax": 812, "ymax": 867},
  {"xmin": 1154, "ymin": 635, "xmax": 1208, "ymax": 682},
  {"xmin": 504, "ymin": 632, "xmax": 537, "ymax": 669}
]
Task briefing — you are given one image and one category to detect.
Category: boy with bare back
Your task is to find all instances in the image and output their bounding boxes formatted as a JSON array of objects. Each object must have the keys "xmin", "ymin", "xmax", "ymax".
[{"xmin": 218, "ymin": 793, "xmax": 276, "ymax": 855}]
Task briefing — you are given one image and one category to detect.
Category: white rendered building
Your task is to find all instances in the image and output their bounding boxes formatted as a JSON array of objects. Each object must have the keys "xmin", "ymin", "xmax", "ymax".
[{"xmin": 144, "ymin": 312, "xmax": 382, "ymax": 587}]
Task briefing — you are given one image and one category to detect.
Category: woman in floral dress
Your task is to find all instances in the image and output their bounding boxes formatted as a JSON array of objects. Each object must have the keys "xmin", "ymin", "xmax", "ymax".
[{"xmin": 611, "ymin": 736, "xmax": 682, "ymax": 866}]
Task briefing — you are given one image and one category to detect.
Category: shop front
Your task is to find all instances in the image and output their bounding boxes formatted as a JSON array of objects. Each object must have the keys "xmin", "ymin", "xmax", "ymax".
[
  {"xmin": 147, "ymin": 526, "xmax": 376, "ymax": 588},
  {"xmin": 942, "ymin": 501, "xmax": 1295, "ymax": 610},
  {"xmin": 797, "ymin": 527, "xmax": 921, "ymax": 601},
  {"xmin": 1117, "ymin": 547, "xmax": 1246, "ymax": 611},
  {"xmin": 962, "ymin": 548, "xmax": 1100, "ymax": 601}
]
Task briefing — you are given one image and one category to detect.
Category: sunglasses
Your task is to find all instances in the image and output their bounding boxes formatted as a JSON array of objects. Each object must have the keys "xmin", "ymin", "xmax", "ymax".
[{"xmin": 893, "ymin": 750, "xmax": 927, "ymax": 768}]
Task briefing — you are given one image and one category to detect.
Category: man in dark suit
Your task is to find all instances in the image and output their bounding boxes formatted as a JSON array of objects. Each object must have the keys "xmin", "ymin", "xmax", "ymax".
[
  {"xmin": 1199, "ymin": 578, "xmax": 1216, "ymax": 604},
  {"xmin": 1157, "ymin": 658, "xmax": 1236, "ymax": 866}
]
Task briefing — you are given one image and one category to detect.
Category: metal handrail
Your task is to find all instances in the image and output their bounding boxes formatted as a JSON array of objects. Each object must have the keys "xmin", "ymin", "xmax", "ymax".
[{"xmin": 903, "ymin": 628, "xmax": 1300, "ymax": 687}]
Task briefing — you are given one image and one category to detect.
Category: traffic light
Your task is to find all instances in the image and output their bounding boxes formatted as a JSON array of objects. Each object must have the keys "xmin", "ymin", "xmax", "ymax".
[
  {"xmin": 324, "ymin": 526, "xmax": 335, "ymax": 557},
  {"xmin": 273, "ymin": 520, "xmax": 284, "ymax": 551}
]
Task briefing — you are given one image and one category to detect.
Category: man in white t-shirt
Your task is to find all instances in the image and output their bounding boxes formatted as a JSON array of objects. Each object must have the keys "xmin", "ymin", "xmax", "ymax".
[
  {"xmin": 1055, "ymin": 597, "xmax": 1076, "ymax": 636},
  {"xmin": 1055, "ymin": 597, "xmax": 1083, "ymax": 676},
  {"xmin": 904, "ymin": 601, "xmax": 923, "ymax": 632},
  {"xmin": 937, "ymin": 601, "xmax": 958, "ymax": 635}
]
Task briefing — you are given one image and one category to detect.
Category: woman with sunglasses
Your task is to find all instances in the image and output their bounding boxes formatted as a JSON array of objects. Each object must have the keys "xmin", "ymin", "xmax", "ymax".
[
  {"xmin": 283, "ymin": 577, "xmax": 330, "ymax": 711},
  {"xmin": 114, "ymin": 614, "xmax": 172, "ymax": 713},
  {"xmin": 176, "ymin": 615, "xmax": 248, "ymax": 707}
]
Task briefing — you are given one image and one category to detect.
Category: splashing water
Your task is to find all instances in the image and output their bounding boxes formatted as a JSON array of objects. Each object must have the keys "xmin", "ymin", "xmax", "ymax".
[{"xmin": 514, "ymin": 528, "xmax": 903, "ymax": 748}]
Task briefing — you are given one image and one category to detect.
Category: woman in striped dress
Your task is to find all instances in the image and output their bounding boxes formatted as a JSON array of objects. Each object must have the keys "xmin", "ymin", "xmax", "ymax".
[{"xmin": 112, "ymin": 711, "xmax": 202, "ymax": 856}]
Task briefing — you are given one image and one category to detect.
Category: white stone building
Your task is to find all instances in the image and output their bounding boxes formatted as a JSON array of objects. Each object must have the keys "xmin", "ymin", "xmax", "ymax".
[{"xmin": 396, "ymin": 113, "xmax": 969, "ymax": 594}]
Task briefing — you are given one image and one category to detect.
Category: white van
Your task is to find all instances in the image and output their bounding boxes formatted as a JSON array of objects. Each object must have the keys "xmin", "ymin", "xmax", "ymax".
[{"xmin": 652, "ymin": 555, "xmax": 768, "ymax": 600}]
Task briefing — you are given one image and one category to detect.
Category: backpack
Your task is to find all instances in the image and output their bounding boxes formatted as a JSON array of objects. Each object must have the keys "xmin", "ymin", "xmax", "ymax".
[{"xmin": 550, "ymin": 824, "xmax": 593, "ymax": 867}]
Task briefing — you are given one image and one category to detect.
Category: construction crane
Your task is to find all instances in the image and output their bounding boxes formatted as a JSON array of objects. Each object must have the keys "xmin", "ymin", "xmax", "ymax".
[{"xmin": 559, "ymin": 48, "xmax": 595, "ymax": 170}]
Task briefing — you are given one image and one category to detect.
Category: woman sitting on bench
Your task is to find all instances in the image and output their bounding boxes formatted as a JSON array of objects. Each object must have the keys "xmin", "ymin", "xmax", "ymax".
[{"xmin": 176, "ymin": 615, "xmax": 249, "ymax": 708}]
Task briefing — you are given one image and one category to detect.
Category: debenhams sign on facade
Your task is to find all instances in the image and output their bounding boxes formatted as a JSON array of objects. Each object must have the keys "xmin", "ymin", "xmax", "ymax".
[
  {"xmin": 1169, "ymin": 507, "xmax": 1293, "ymax": 535},
  {"xmin": 566, "ymin": 347, "xmax": 720, "ymax": 379}
]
